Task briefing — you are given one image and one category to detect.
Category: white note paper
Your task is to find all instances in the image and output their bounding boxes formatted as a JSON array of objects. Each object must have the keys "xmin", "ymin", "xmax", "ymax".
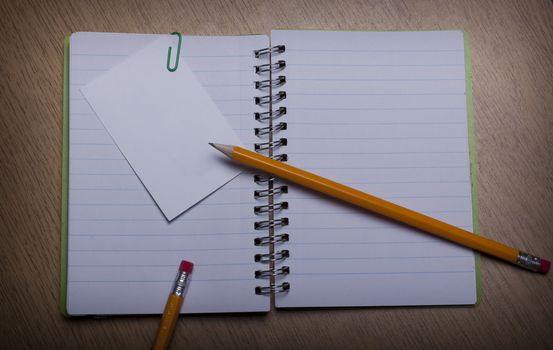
[{"xmin": 82, "ymin": 36, "xmax": 243, "ymax": 221}]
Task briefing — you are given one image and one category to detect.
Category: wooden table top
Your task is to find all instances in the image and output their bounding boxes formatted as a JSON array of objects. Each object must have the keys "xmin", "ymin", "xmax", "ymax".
[{"xmin": 1, "ymin": 0, "xmax": 552, "ymax": 348}]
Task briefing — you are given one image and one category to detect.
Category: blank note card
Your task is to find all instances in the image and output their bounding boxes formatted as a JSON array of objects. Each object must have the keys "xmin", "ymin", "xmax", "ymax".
[{"xmin": 82, "ymin": 36, "xmax": 243, "ymax": 221}]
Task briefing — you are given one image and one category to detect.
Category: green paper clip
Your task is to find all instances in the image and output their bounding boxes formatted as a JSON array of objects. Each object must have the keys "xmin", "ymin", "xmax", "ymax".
[{"xmin": 166, "ymin": 32, "xmax": 182, "ymax": 72}]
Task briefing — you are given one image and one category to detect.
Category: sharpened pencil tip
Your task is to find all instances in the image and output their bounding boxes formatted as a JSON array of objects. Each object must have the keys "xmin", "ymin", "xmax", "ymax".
[{"xmin": 209, "ymin": 143, "xmax": 234, "ymax": 158}]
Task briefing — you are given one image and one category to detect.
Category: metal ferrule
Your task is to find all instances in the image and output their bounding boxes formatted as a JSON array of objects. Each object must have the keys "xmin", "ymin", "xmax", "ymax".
[
  {"xmin": 516, "ymin": 252, "xmax": 542, "ymax": 272},
  {"xmin": 172, "ymin": 271, "xmax": 190, "ymax": 296}
]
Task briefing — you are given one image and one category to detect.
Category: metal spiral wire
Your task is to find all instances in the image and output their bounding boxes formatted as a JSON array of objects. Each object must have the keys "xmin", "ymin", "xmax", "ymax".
[{"xmin": 253, "ymin": 45, "xmax": 290, "ymax": 295}]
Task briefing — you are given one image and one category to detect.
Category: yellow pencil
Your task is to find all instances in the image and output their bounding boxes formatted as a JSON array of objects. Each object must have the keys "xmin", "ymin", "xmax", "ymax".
[
  {"xmin": 210, "ymin": 143, "xmax": 549, "ymax": 274},
  {"xmin": 152, "ymin": 260, "xmax": 194, "ymax": 350}
]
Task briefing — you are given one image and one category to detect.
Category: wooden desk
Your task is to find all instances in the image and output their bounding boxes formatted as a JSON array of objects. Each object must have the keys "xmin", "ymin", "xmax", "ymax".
[{"xmin": 1, "ymin": 0, "xmax": 551, "ymax": 348}]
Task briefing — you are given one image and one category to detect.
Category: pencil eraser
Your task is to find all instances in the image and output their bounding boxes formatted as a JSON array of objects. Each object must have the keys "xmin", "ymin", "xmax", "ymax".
[
  {"xmin": 539, "ymin": 259, "xmax": 550, "ymax": 274},
  {"xmin": 179, "ymin": 260, "xmax": 194, "ymax": 273}
]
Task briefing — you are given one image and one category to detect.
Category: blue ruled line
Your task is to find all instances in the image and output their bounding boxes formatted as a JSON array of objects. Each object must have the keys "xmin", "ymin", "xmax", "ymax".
[
  {"xmin": 202, "ymin": 83, "xmax": 251, "ymax": 87},
  {"xmin": 287, "ymin": 78, "xmax": 465, "ymax": 82},
  {"xmin": 70, "ymin": 143, "xmax": 113, "ymax": 146},
  {"xmin": 289, "ymin": 107, "xmax": 465, "ymax": 111},
  {"xmin": 71, "ymin": 247, "xmax": 258, "ymax": 252},
  {"xmin": 283, "ymin": 194, "xmax": 470, "ymax": 200},
  {"xmin": 191, "ymin": 69, "xmax": 252, "ymax": 73},
  {"xmin": 287, "ymin": 255, "xmax": 472, "ymax": 261},
  {"xmin": 286, "ymin": 210, "xmax": 470, "ymax": 216},
  {"xmin": 70, "ymin": 158, "xmax": 124, "ymax": 161},
  {"xmin": 72, "ymin": 53, "xmax": 127, "ymax": 57},
  {"xmin": 70, "ymin": 188, "xmax": 143, "ymax": 191},
  {"xmin": 68, "ymin": 278, "xmax": 254, "ymax": 283},
  {"xmin": 70, "ymin": 262, "xmax": 256, "ymax": 267},
  {"xmin": 285, "ymin": 136, "xmax": 466, "ymax": 140},
  {"xmin": 287, "ymin": 63, "xmax": 463, "ymax": 67},
  {"xmin": 289, "ymin": 271, "xmax": 474, "ymax": 276},
  {"xmin": 72, "ymin": 68, "xmax": 109, "ymax": 71},
  {"xmin": 70, "ymin": 187, "xmax": 255, "ymax": 191},
  {"xmin": 69, "ymin": 232, "xmax": 256, "ymax": 237},
  {"xmin": 286, "ymin": 48, "xmax": 463, "ymax": 53},
  {"xmin": 212, "ymin": 98, "xmax": 251, "ymax": 102},
  {"xmin": 71, "ymin": 201, "xmax": 256, "ymax": 206},
  {"xmin": 289, "ymin": 151, "xmax": 468, "ymax": 155},
  {"xmin": 299, "ymin": 165, "xmax": 467, "ymax": 170},
  {"xmin": 70, "ymin": 128, "xmax": 105, "ymax": 131},
  {"xmin": 70, "ymin": 173, "xmax": 134, "ymax": 176},
  {"xmin": 290, "ymin": 225, "xmax": 472, "ymax": 231},
  {"xmin": 69, "ymin": 217, "xmax": 255, "ymax": 222},
  {"xmin": 286, "ymin": 121, "xmax": 466, "ymax": 126},
  {"xmin": 292, "ymin": 92, "xmax": 465, "ymax": 96}
]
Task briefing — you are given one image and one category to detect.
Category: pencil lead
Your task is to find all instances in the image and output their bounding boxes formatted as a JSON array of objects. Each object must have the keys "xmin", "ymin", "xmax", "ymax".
[{"xmin": 209, "ymin": 143, "xmax": 234, "ymax": 158}]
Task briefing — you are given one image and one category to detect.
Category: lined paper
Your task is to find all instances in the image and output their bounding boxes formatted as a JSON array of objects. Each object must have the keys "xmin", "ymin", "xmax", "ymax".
[
  {"xmin": 67, "ymin": 32, "xmax": 269, "ymax": 314},
  {"xmin": 271, "ymin": 30, "xmax": 477, "ymax": 307}
]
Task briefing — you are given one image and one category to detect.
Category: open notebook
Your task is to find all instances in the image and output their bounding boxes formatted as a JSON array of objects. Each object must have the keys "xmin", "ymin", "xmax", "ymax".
[{"xmin": 61, "ymin": 30, "xmax": 479, "ymax": 315}]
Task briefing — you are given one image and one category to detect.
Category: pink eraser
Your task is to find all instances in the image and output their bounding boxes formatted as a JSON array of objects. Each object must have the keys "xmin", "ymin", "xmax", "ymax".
[
  {"xmin": 539, "ymin": 259, "xmax": 550, "ymax": 274},
  {"xmin": 179, "ymin": 260, "xmax": 194, "ymax": 273}
]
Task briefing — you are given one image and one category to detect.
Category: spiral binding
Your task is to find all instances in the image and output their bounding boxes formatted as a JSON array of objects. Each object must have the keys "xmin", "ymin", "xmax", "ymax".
[
  {"xmin": 254, "ymin": 185, "xmax": 288, "ymax": 199},
  {"xmin": 254, "ymin": 138, "xmax": 287, "ymax": 152},
  {"xmin": 255, "ymin": 122, "xmax": 287, "ymax": 137},
  {"xmin": 254, "ymin": 249, "xmax": 290, "ymax": 263},
  {"xmin": 253, "ymin": 174, "xmax": 275, "ymax": 184},
  {"xmin": 255, "ymin": 60, "xmax": 286, "ymax": 74},
  {"xmin": 255, "ymin": 76, "xmax": 286, "ymax": 89},
  {"xmin": 254, "ymin": 201, "xmax": 289, "ymax": 214},
  {"xmin": 255, "ymin": 106, "xmax": 287, "ymax": 122},
  {"xmin": 254, "ymin": 45, "xmax": 285, "ymax": 58},
  {"xmin": 255, "ymin": 91, "xmax": 286, "ymax": 105},
  {"xmin": 254, "ymin": 218, "xmax": 289, "ymax": 230},
  {"xmin": 255, "ymin": 282, "xmax": 290, "ymax": 295},
  {"xmin": 253, "ymin": 44, "xmax": 289, "ymax": 295},
  {"xmin": 255, "ymin": 266, "xmax": 290, "ymax": 278},
  {"xmin": 254, "ymin": 233, "xmax": 289, "ymax": 245}
]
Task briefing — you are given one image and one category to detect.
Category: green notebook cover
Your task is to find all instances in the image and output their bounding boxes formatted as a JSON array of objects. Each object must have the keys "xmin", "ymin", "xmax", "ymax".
[
  {"xmin": 464, "ymin": 32, "xmax": 482, "ymax": 303},
  {"xmin": 60, "ymin": 36, "xmax": 69, "ymax": 316}
]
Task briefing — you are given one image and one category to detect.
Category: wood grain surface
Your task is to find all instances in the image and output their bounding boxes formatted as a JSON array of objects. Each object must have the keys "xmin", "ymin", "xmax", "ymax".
[{"xmin": 1, "ymin": 0, "xmax": 552, "ymax": 348}]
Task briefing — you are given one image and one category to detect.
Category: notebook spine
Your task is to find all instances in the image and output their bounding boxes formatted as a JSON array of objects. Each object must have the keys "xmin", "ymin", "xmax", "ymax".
[{"xmin": 252, "ymin": 44, "xmax": 290, "ymax": 295}]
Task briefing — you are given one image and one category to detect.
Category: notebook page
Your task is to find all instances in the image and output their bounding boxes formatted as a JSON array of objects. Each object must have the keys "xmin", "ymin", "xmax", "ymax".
[
  {"xmin": 67, "ymin": 32, "xmax": 269, "ymax": 314},
  {"xmin": 271, "ymin": 30, "xmax": 477, "ymax": 307}
]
